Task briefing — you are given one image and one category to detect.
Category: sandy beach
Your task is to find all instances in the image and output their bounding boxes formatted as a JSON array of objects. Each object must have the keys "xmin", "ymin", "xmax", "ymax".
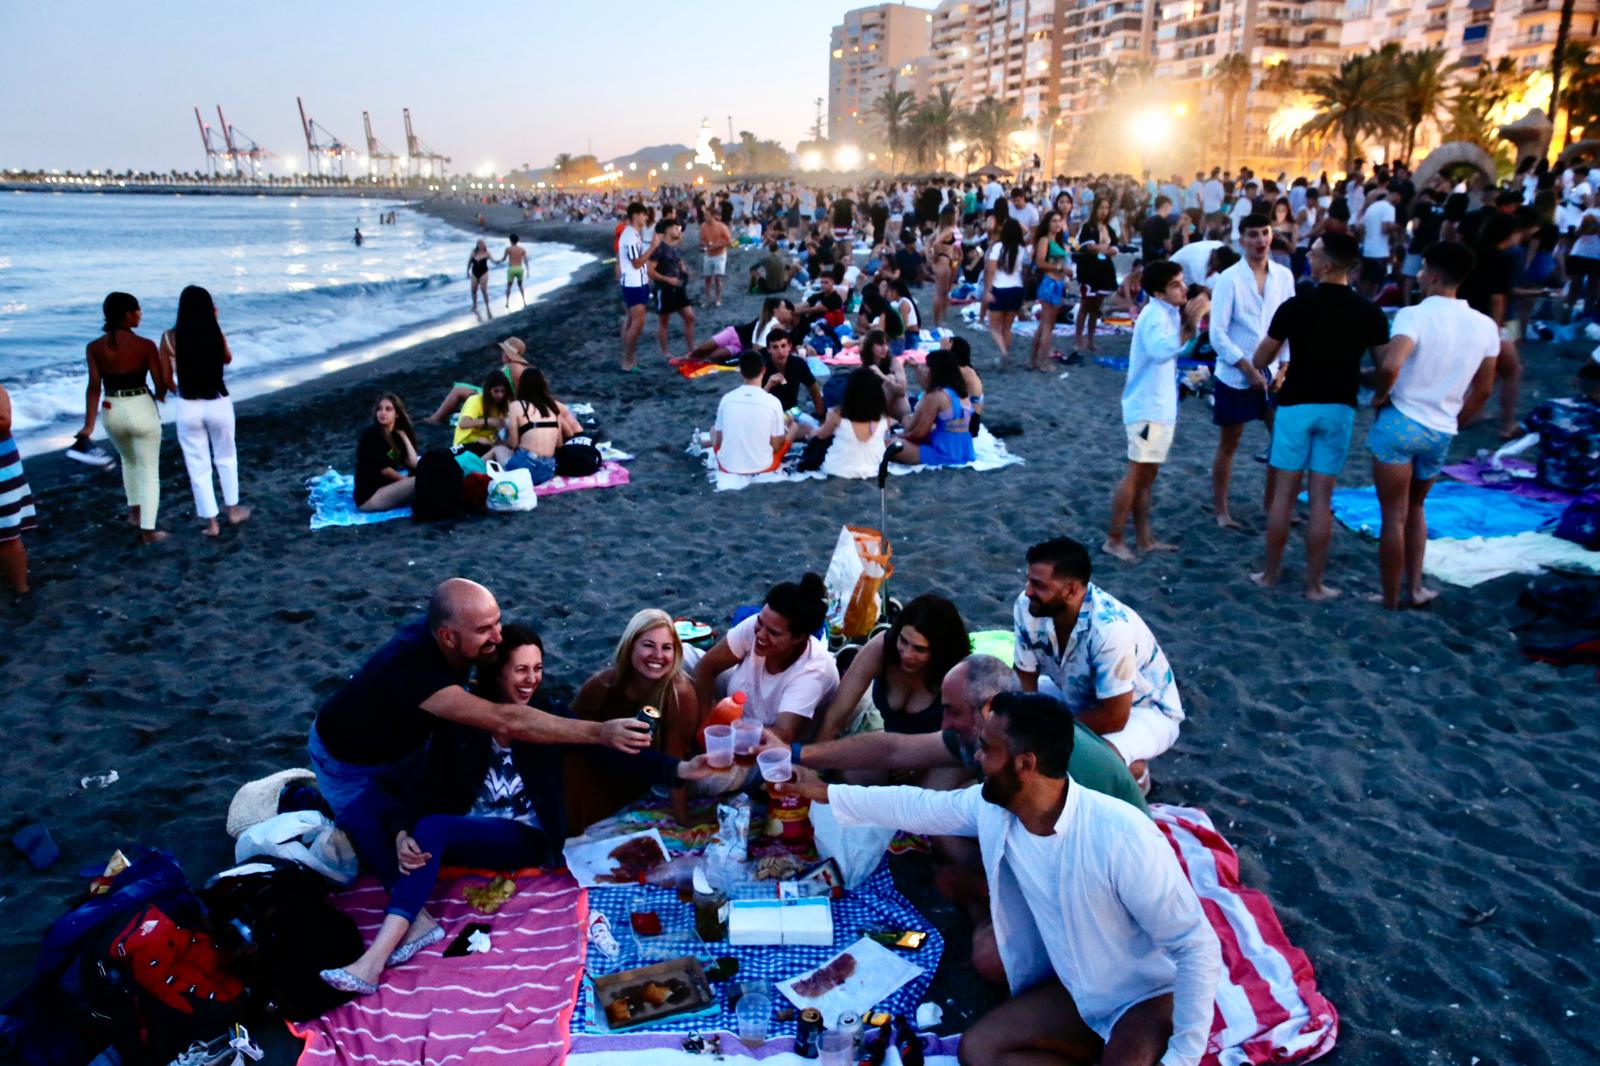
[{"xmin": 3, "ymin": 200, "xmax": 1597, "ymax": 1065}]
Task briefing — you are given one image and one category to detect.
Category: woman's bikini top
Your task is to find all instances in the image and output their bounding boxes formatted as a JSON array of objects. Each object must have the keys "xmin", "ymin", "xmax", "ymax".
[{"xmin": 516, "ymin": 402, "xmax": 560, "ymax": 436}]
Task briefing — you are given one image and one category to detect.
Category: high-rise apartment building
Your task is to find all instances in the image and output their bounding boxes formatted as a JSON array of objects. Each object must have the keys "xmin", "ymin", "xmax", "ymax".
[
  {"xmin": 927, "ymin": 0, "xmax": 1063, "ymax": 120},
  {"xmin": 1059, "ymin": 0, "xmax": 1158, "ymax": 133},
  {"xmin": 1340, "ymin": 0, "xmax": 1599, "ymax": 74},
  {"xmin": 829, "ymin": 4, "xmax": 937, "ymax": 143}
]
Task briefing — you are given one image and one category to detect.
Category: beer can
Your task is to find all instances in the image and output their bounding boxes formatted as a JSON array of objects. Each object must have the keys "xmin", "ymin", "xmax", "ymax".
[
  {"xmin": 835, "ymin": 1010, "xmax": 862, "ymax": 1050},
  {"xmin": 634, "ymin": 705, "xmax": 661, "ymax": 743},
  {"xmin": 795, "ymin": 1008, "xmax": 823, "ymax": 1059}
]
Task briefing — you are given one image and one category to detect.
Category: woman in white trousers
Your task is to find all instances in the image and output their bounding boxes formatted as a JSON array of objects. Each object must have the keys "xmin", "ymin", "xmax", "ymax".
[{"xmin": 160, "ymin": 285, "xmax": 250, "ymax": 536}]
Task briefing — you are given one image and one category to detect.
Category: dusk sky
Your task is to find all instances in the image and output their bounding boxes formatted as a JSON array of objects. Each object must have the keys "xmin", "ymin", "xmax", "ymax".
[{"xmin": 0, "ymin": 1, "xmax": 880, "ymax": 175}]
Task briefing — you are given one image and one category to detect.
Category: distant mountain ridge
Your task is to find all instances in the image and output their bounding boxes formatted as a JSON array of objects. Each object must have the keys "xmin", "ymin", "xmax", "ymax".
[{"xmin": 605, "ymin": 144, "xmax": 692, "ymax": 169}]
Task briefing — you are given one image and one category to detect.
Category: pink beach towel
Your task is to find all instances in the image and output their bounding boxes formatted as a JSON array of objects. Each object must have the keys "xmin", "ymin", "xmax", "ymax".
[
  {"xmin": 289, "ymin": 870, "xmax": 588, "ymax": 1066},
  {"xmin": 1152, "ymin": 804, "xmax": 1339, "ymax": 1065},
  {"xmin": 536, "ymin": 460, "xmax": 630, "ymax": 497}
]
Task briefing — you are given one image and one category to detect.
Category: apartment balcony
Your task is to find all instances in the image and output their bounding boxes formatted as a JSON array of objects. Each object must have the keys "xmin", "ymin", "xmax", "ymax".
[{"xmin": 1521, "ymin": 0, "xmax": 1550, "ymax": 10}]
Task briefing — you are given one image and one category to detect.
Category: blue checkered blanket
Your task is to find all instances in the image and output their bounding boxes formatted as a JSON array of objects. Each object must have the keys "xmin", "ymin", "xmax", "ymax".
[{"xmin": 574, "ymin": 861, "xmax": 942, "ymax": 1036}]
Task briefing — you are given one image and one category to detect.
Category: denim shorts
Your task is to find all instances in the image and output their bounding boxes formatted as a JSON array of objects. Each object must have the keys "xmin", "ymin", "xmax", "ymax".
[
  {"xmin": 1368, "ymin": 404, "xmax": 1454, "ymax": 481},
  {"xmin": 1037, "ymin": 274, "xmax": 1067, "ymax": 306},
  {"xmin": 505, "ymin": 450, "xmax": 557, "ymax": 484},
  {"xmin": 1270, "ymin": 403, "xmax": 1355, "ymax": 476}
]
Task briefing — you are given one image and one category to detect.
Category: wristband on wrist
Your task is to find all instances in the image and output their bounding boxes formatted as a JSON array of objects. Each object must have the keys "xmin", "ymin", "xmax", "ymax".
[{"xmin": 791, "ymin": 741, "xmax": 804, "ymax": 767}]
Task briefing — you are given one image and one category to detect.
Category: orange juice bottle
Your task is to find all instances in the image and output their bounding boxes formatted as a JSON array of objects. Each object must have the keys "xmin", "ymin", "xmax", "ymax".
[{"xmin": 699, "ymin": 691, "xmax": 747, "ymax": 747}]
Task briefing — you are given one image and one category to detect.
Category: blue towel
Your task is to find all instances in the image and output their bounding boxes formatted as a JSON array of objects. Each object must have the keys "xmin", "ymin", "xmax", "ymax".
[
  {"xmin": 1320, "ymin": 482, "xmax": 1569, "ymax": 540},
  {"xmin": 307, "ymin": 469, "xmax": 409, "ymax": 530},
  {"xmin": 1093, "ymin": 355, "xmax": 1209, "ymax": 372}
]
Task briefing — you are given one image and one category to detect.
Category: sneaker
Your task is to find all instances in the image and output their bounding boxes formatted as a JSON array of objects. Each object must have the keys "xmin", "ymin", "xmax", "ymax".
[{"xmin": 66, "ymin": 438, "xmax": 115, "ymax": 468}]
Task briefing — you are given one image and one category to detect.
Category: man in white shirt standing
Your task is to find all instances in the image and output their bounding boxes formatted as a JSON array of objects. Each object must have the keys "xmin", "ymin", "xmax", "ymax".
[
  {"xmin": 1200, "ymin": 168, "xmax": 1225, "ymax": 217},
  {"xmin": 1207, "ymin": 213, "xmax": 1296, "ymax": 529},
  {"xmin": 1368, "ymin": 241, "xmax": 1499, "ymax": 610},
  {"xmin": 1106, "ymin": 260, "xmax": 1208, "ymax": 562},
  {"xmin": 711, "ymin": 350, "xmax": 795, "ymax": 476},
  {"xmin": 617, "ymin": 201, "xmax": 660, "ymax": 371},
  {"xmin": 776, "ymin": 693, "xmax": 1220, "ymax": 1066},
  {"xmin": 1355, "ymin": 184, "xmax": 1399, "ymax": 299},
  {"xmin": 1228, "ymin": 179, "xmax": 1259, "ymax": 243},
  {"xmin": 1010, "ymin": 187, "xmax": 1041, "ymax": 236},
  {"xmin": 983, "ymin": 176, "xmax": 1005, "ymax": 213}
]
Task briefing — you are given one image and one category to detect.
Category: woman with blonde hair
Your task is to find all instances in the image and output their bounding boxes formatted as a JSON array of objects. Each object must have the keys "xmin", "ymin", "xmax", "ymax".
[{"xmin": 567, "ymin": 609, "xmax": 702, "ymax": 830}]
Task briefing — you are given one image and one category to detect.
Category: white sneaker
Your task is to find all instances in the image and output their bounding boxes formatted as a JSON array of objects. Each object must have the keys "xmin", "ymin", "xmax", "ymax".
[{"xmin": 66, "ymin": 439, "xmax": 114, "ymax": 468}]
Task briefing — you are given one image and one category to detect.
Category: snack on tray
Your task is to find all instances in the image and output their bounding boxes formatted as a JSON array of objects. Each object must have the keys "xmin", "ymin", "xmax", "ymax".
[
  {"xmin": 642, "ymin": 981, "xmax": 672, "ymax": 1006},
  {"xmin": 605, "ymin": 1000, "xmax": 633, "ymax": 1025},
  {"xmin": 464, "ymin": 875, "xmax": 517, "ymax": 914},
  {"xmin": 756, "ymin": 854, "xmax": 806, "ymax": 881}
]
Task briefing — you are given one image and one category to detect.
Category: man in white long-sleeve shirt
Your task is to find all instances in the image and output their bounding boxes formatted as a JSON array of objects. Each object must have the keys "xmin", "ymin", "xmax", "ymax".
[
  {"xmin": 778, "ymin": 692, "xmax": 1221, "ymax": 1066},
  {"xmin": 1207, "ymin": 212, "xmax": 1295, "ymax": 529}
]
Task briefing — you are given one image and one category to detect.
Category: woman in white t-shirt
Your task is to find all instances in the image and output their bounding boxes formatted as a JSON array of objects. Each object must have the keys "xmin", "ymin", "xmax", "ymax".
[
  {"xmin": 692, "ymin": 573, "xmax": 840, "ymax": 743},
  {"xmin": 815, "ymin": 368, "xmax": 890, "ymax": 479},
  {"xmin": 984, "ymin": 217, "xmax": 1027, "ymax": 367}
]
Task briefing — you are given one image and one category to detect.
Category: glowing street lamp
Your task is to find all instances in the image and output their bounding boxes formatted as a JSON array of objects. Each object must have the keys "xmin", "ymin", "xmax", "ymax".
[{"xmin": 834, "ymin": 144, "xmax": 863, "ymax": 170}]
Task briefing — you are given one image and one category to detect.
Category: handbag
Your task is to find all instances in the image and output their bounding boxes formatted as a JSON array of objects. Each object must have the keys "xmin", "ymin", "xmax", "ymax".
[
  {"xmin": 485, "ymin": 458, "xmax": 538, "ymax": 513},
  {"xmin": 554, "ymin": 435, "xmax": 604, "ymax": 478}
]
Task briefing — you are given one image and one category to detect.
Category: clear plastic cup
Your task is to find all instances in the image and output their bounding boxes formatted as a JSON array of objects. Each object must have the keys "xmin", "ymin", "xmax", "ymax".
[
  {"xmin": 732, "ymin": 718, "xmax": 763, "ymax": 763},
  {"xmin": 756, "ymin": 746, "xmax": 792, "ymax": 783},
  {"xmin": 819, "ymin": 1029, "xmax": 854, "ymax": 1066},
  {"xmin": 735, "ymin": 991, "xmax": 771, "ymax": 1048},
  {"xmin": 704, "ymin": 724, "xmax": 735, "ymax": 769}
]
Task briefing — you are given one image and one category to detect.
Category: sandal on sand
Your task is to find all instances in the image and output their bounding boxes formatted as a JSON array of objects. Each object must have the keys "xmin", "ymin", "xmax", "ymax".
[
  {"xmin": 387, "ymin": 923, "xmax": 446, "ymax": 966},
  {"xmin": 320, "ymin": 967, "xmax": 378, "ymax": 996}
]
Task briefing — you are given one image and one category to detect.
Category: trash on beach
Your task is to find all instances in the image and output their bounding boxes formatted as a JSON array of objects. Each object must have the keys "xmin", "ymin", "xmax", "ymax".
[
  {"xmin": 79, "ymin": 770, "xmax": 119, "ymax": 790},
  {"xmin": 11, "ymin": 823, "xmax": 59, "ymax": 871},
  {"xmin": 915, "ymin": 1001, "xmax": 944, "ymax": 1028}
]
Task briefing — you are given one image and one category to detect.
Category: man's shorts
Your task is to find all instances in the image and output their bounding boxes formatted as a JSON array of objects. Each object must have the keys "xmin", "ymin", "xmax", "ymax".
[
  {"xmin": 1400, "ymin": 253, "xmax": 1424, "ymax": 278},
  {"xmin": 1126, "ymin": 420, "xmax": 1175, "ymax": 464},
  {"xmin": 1270, "ymin": 402, "xmax": 1355, "ymax": 476},
  {"xmin": 1368, "ymin": 404, "xmax": 1454, "ymax": 481},
  {"xmin": 1100, "ymin": 704, "xmax": 1181, "ymax": 765},
  {"xmin": 657, "ymin": 284, "xmax": 692, "ymax": 315},
  {"xmin": 703, "ymin": 251, "xmax": 728, "ymax": 276},
  {"xmin": 1360, "ymin": 256, "xmax": 1389, "ymax": 285},
  {"xmin": 621, "ymin": 284, "xmax": 650, "ymax": 308},
  {"xmin": 1212, "ymin": 379, "xmax": 1267, "ymax": 426}
]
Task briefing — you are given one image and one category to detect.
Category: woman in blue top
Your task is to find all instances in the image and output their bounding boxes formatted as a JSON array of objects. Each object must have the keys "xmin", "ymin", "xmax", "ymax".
[{"xmin": 892, "ymin": 349, "xmax": 975, "ymax": 466}]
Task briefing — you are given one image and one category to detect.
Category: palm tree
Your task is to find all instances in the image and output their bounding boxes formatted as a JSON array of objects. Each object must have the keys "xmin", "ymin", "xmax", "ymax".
[
  {"xmin": 912, "ymin": 86, "xmax": 960, "ymax": 171},
  {"xmin": 1551, "ymin": 0, "xmax": 1577, "ymax": 146},
  {"xmin": 1294, "ymin": 53, "xmax": 1403, "ymax": 171},
  {"xmin": 1391, "ymin": 47, "xmax": 1450, "ymax": 165},
  {"xmin": 1037, "ymin": 105, "xmax": 1063, "ymax": 178},
  {"xmin": 963, "ymin": 96, "xmax": 1024, "ymax": 167},
  {"xmin": 1445, "ymin": 57, "xmax": 1519, "ymax": 149},
  {"xmin": 871, "ymin": 82, "xmax": 917, "ymax": 174},
  {"xmin": 552, "ymin": 152, "xmax": 574, "ymax": 185},
  {"xmin": 1210, "ymin": 53, "xmax": 1253, "ymax": 171}
]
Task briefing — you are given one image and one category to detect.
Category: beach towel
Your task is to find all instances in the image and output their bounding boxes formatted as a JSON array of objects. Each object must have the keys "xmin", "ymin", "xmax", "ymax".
[
  {"xmin": 1151, "ymin": 804, "xmax": 1339, "ymax": 1065},
  {"xmin": 307, "ymin": 462, "xmax": 631, "ymax": 528},
  {"xmin": 1321, "ymin": 482, "xmax": 1568, "ymax": 541},
  {"xmin": 1417, "ymin": 532, "xmax": 1600, "ymax": 587},
  {"xmin": 567, "ymin": 1032, "xmax": 963, "ymax": 1062},
  {"xmin": 1440, "ymin": 456, "xmax": 1581, "ymax": 505},
  {"xmin": 571, "ymin": 862, "xmax": 941, "ymax": 1040},
  {"xmin": 820, "ymin": 347, "xmax": 931, "ymax": 369},
  {"xmin": 673, "ymin": 359, "xmax": 740, "ymax": 380},
  {"xmin": 690, "ymin": 428, "xmax": 1022, "ymax": 493},
  {"xmin": 288, "ymin": 870, "xmax": 587, "ymax": 1066},
  {"xmin": 1093, "ymin": 354, "xmax": 1210, "ymax": 373}
]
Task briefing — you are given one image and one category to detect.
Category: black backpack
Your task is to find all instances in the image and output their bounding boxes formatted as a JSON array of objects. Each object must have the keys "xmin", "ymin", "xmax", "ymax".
[
  {"xmin": 412, "ymin": 449, "xmax": 464, "ymax": 521},
  {"xmin": 554, "ymin": 436, "xmax": 604, "ymax": 478},
  {"xmin": 201, "ymin": 858, "xmax": 363, "ymax": 1022}
]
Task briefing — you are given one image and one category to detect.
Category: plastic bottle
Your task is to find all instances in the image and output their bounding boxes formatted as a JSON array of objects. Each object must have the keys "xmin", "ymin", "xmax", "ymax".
[{"xmin": 699, "ymin": 691, "xmax": 747, "ymax": 746}]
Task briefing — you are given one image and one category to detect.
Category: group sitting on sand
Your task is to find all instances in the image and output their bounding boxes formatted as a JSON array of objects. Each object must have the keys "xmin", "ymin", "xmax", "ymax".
[{"xmin": 310, "ymin": 536, "xmax": 1210, "ymax": 1066}]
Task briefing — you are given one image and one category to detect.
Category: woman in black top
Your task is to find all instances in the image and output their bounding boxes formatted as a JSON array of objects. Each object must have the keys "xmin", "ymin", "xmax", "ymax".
[
  {"xmin": 1074, "ymin": 198, "xmax": 1120, "ymax": 356},
  {"xmin": 355, "ymin": 393, "xmax": 419, "ymax": 511},
  {"xmin": 159, "ymin": 285, "xmax": 250, "ymax": 536}
]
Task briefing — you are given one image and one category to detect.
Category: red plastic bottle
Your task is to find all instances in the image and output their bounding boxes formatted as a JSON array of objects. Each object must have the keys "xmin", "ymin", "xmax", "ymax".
[{"xmin": 699, "ymin": 691, "xmax": 747, "ymax": 746}]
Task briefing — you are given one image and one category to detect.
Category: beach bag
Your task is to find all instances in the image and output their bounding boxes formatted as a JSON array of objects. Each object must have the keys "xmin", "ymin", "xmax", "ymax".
[
  {"xmin": 77, "ymin": 891, "xmax": 247, "ymax": 1065},
  {"xmin": 554, "ymin": 436, "xmax": 604, "ymax": 478},
  {"xmin": 234, "ymin": 810, "xmax": 359, "ymax": 887},
  {"xmin": 485, "ymin": 459, "xmax": 537, "ymax": 513},
  {"xmin": 453, "ymin": 448, "xmax": 489, "ymax": 476},
  {"xmin": 1554, "ymin": 496, "xmax": 1600, "ymax": 550},
  {"xmin": 461, "ymin": 471, "xmax": 491, "ymax": 513},
  {"xmin": 202, "ymin": 859, "xmax": 362, "ymax": 1022},
  {"xmin": 798, "ymin": 435, "xmax": 832, "ymax": 472},
  {"xmin": 411, "ymin": 450, "xmax": 463, "ymax": 522},
  {"xmin": 823, "ymin": 525, "xmax": 893, "ymax": 640}
]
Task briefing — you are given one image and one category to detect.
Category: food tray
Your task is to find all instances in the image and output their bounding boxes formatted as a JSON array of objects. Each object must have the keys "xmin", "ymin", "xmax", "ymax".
[{"xmin": 591, "ymin": 956, "xmax": 715, "ymax": 1031}]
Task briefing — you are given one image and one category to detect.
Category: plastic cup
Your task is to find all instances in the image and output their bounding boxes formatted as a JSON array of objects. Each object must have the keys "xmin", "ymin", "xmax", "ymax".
[
  {"xmin": 756, "ymin": 746, "xmax": 793, "ymax": 783},
  {"xmin": 732, "ymin": 718, "xmax": 763, "ymax": 762},
  {"xmin": 819, "ymin": 1030, "xmax": 854, "ymax": 1066},
  {"xmin": 735, "ymin": 991, "xmax": 771, "ymax": 1048},
  {"xmin": 705, "ymin": 724, "xmax": 735, "ymax": 769}
]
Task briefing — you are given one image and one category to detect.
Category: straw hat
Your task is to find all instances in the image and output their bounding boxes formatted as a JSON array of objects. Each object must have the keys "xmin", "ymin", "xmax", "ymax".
[
  {"xmin": 226, "ymin": 768, "xmax": 316, "ymax": 839},
  {"xmin": 499, "ymin": 337, "xmax": 527, "ymax": 362}
]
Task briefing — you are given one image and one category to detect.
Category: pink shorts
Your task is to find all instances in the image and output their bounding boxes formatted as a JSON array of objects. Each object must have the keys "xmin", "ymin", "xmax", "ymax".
[{"xmin": 712, "ymin": 326, "xmax": 743, "ymax": 354}]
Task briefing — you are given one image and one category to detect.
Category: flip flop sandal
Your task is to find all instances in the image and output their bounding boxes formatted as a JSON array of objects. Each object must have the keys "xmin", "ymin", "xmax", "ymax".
[{"xmin": 387, "ymin": 923, "xmax": 447, "ymax": 966}]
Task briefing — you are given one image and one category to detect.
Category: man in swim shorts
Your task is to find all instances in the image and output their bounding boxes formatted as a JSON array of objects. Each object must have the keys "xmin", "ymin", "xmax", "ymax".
[
  {"xmin": 500, "ymin": 234, "xmax": 529, "ymax": 310},
  {"xmin": 700, "ymin": 210, "xmax": 733, "ymax": 308},
  {"xmin": 618, "ymin": 203, "xmax": 660, "ymax": 371},
  {"xmin": 649, "ymin": 219, "xmax": 696, "ymax": 360}
]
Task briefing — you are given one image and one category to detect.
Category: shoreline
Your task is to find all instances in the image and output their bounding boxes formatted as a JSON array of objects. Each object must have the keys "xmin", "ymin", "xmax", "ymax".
[
  {"xmin": 3, "ymin": 199, "xmax": 1599, "ymax": 1066},
  {"xmin": 0, "ymin": 182, "xmax": 443, "ymax": 198}
]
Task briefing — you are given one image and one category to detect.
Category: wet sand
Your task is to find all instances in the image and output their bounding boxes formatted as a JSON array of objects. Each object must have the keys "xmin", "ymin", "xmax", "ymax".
[{"xmin": 2, "ymin": 200, "xmax": 1597, "ymax": 1064}]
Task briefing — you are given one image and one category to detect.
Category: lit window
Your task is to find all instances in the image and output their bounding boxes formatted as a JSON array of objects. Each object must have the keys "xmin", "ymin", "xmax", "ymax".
[{"xmin": 833, "ymin": 49, "xmax": 843, "ymax": 58}]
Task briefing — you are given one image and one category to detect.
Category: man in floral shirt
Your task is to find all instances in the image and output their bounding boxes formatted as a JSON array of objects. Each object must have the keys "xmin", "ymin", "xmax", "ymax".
[{"xmin": 1013, "ymin": 537, "xmax": 1183, "ymax": 793}]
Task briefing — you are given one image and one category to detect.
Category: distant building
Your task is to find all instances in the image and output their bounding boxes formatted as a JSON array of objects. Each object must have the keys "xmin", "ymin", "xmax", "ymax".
[
  {"xmin": 1341, "ymin": 0, "xmax": 1599, "ymax": 75},
  {"xmin": 829, "ymin": 4, "xmax": 936, "ymax": 144},
  {"xmin": 928, "ymin": 0, "xmax": 1062, "ymax": 120}
]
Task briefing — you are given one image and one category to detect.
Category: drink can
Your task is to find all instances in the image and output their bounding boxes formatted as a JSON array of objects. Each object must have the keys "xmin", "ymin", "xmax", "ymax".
[
  {"xmin": 634, "ymin": 705, "xmax": 661, "ymax": 743},
  {"xmin": 796, "ymin": 1008, "xmax": 823, "ymax": 1058},
  {"xmin": 835, "ymin": 1011, "xmax": 862, "ymax": 1050}
]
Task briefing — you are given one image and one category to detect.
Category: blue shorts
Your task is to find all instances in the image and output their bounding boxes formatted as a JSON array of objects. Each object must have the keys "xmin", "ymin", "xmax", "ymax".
[
  {"xmin": 988, "ymin": 286, "xmax": 1024, "ymax": 313},
  {"xmin": 1270, "ymin": 403, "xmax": 1355, "ymax": 476},
  {"xmin": 1037, "ymin": 274, "xmax": 1067, "ymax": 307},
  {"xmin": 621, "ymin": 284, "xmax": 650, "ymax": 308},
  {"xmin": 1212, "ymin": 380, "xmax": 1267, "ymax": 426},
  {"xmin": 505, "ymin": 451, "xmax": 557, "ymax": 484},
  {"xmin": 1368, "ymin": 405, "xmax": 1454, "ymax": 481}
]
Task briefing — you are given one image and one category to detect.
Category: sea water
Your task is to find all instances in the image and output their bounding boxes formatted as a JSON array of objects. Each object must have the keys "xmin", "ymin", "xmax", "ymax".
[{"xmin": 0, "ymin": 191, "xmax": 592, "ymax": 448}]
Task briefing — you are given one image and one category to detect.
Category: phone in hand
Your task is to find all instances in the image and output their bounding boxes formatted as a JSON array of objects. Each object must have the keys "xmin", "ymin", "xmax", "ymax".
[{"xmin": 443, "ymin": 923, "xmax": 492, "ymax": 958}]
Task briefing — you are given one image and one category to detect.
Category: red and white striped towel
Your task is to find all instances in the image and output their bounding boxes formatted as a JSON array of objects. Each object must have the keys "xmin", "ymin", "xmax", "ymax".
[
  {"xmin": 289, "ymin": 870, "xmax": 588, "ymax": 1066},
  {"xmin": 1152, "ymin": 804, "xmax": 1339, "ymax": 1065}
]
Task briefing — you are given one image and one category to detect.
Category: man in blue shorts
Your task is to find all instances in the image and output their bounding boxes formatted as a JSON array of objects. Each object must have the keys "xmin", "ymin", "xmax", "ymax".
[
  {"xmin": 1247, "ymin": 231, "xmax": 1389, "ymax": 601},
  {"xmin": 1367, "ymin": 241, "xmax": 1499, "ymax": 609},
  {"xmin": 617, "ymin": 202, "xmax": 660, "ymax": 371}
]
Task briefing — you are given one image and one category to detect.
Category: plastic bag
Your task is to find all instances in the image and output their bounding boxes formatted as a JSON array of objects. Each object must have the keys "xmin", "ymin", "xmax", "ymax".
[
  {"xmin": 809, "ymin": 802, "xmax": 894, "ymax": 889},
  {"xmin": 823, "ymin": 525, "xmax": 893, "ymax": 640},
  {"xmin": 485, "ymin": 458, "xmax": 537, "ymax": 513},
  {"xmin": 234, "ymin": 810, "xmax": 359, "ymax": 886}
]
